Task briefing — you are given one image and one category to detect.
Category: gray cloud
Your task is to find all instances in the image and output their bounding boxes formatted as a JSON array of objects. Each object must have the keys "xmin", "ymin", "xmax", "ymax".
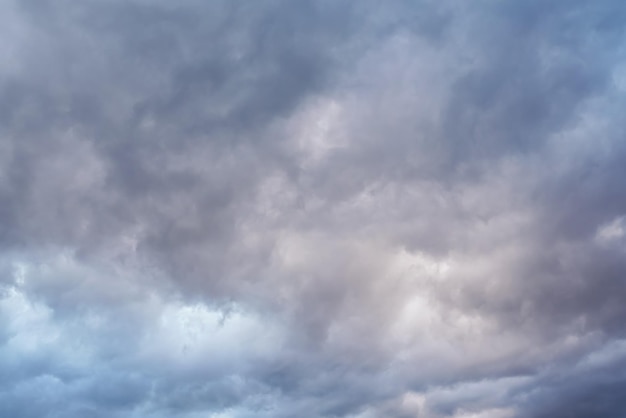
[{"xmin": 2, "ymin": 0, "xmax": 626, "ymax": 417}]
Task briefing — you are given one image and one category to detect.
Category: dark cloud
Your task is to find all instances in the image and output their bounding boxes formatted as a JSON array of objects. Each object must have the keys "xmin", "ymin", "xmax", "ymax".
[{"xmin": 1, "ymin": 0, "xmax": 626, "ymax": 417}]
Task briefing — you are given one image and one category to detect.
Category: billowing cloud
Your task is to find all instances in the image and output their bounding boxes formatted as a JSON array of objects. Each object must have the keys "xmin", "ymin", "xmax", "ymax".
[{"xmin": 2, "ymin": 0, "xmax": 626, "ymax": 417}]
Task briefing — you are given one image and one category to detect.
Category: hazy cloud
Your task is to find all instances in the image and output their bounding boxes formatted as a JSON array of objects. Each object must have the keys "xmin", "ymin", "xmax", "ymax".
[{"xmin": 2, "ymin": 0, "xmax": 626, "ymax": 417}]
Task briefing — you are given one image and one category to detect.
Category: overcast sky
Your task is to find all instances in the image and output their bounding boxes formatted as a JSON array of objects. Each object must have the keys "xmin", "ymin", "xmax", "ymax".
[{"xmin": 2, "ymin": 1, "xmax": 626, "ymax": 417}]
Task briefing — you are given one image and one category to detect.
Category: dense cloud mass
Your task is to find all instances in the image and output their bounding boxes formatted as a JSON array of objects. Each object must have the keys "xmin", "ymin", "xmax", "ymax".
[{"xmin": 2, "ymin": 0, "xmax": 626, "ymax": 417}]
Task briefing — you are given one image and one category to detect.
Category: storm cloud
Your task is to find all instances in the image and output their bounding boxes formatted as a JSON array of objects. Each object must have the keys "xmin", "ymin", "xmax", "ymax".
[{"xmin": 2, "ymin": 0, "xmax": 626, "ymax": 417}]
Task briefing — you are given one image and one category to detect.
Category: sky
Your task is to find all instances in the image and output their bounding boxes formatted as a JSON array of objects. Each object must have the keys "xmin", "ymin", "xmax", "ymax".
[{"xmin": 1, "ymin": 1, "xmax": 626, "ymax": 417}]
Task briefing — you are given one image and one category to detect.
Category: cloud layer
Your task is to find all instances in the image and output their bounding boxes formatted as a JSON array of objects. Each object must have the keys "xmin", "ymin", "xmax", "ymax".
[{"xmin": 2, "ymin": 1, "xmax": 626, "ymax": 417}]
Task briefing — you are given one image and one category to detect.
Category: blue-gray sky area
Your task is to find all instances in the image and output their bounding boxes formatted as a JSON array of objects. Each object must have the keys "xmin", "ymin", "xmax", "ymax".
[{"xmin": 2, "ymin": 1, "xmax": 626, "ymax": 417}]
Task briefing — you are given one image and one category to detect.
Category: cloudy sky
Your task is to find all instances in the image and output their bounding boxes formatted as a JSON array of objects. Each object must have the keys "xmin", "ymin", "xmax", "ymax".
[{"xmin": 2, "ymin": 1, "xmax": 626, "ymax": 417}]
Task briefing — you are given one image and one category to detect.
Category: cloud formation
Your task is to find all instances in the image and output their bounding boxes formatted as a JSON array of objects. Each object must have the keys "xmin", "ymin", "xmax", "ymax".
[{"xmin": 2, "ymin": 0, "xmax": 626, "ymax": 417}]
